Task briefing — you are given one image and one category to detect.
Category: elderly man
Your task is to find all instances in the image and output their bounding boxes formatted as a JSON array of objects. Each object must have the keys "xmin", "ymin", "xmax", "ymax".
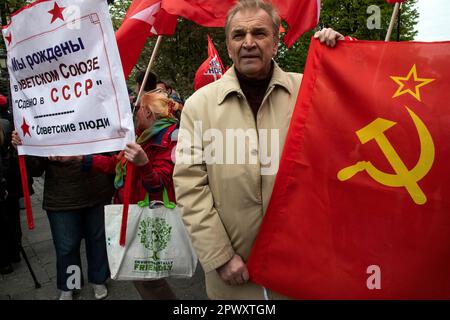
[{"xmin": 173, "ymin": 0, "xmax": 343, "ymax": 299}]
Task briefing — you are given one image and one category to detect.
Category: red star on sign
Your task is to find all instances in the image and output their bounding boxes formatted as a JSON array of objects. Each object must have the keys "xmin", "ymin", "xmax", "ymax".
[
  {"xmin": 48, "ymin": 2, "xmax": 66, "ymax": 24},
  {"xmin": 21, "ymin": 117, "xmax": 31, "ymax": 137},
  {"xmin": 5, "ymin": 33, "xmax": 12, "ymax": 45}
]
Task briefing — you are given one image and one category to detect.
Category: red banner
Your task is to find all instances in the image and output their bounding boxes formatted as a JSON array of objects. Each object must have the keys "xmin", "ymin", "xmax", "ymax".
[
  {"xmin": 274, "ymin": 0, "xmax": 320, "ymax": 48},
  {"xmin": 248, "ymin": 39, "xmax": 450, "ymax": 299},
  {"xmin": 161, "ymin": 0, "xmax": 318, "ymax": 47},
  {"xmin": 116, "ymin": 0, "xmax": 177, "ymax": 79},
  {"xmin": 161, "ymin": 0, "xmax": 231, "ymax": 27},
  {"xmin": 194, "ymin": 35, "xmax": 225, "ymax": 91}
]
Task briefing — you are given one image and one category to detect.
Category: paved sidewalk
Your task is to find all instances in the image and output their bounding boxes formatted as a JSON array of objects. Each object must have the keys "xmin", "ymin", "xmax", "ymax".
[{"xmin": 0, "ymin": 177, "xmax": 207, "ymax": 300}]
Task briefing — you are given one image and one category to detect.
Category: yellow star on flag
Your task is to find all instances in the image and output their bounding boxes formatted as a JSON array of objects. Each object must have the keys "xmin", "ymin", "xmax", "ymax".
[{"xmin": 390, "ymin": 64, "xmax": 435, "ymax": 102}]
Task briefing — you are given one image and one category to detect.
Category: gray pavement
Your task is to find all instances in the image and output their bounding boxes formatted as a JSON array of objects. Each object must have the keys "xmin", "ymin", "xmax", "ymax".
[{"xmin": 0, "ymin": 176, "xmax": 207, "ymax": 300}]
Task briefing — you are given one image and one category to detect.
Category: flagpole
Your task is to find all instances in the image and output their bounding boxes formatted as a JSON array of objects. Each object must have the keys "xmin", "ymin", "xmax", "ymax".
[
  {"xmin": 385, "ymin": 3, "xmax": 401, "ymax": 42},
  {"xmin": 121, "ymin": 35, "xmax": 164, "ymax": 246},
  {"xmin": 396, "ymin": 3, "xmax": 402, "ymax": 41},
  {"xmin": 133, "ymin": 35, "xmax": 164, "ymax": 113}
]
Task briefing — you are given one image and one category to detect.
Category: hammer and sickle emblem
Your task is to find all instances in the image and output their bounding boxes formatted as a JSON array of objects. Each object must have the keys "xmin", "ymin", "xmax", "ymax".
[{"xmin": 337, "ymin": 106, "xmax": 435, "ymax": 205}]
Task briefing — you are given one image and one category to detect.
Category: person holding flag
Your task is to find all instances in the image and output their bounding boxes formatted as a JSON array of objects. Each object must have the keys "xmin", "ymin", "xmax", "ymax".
[
  {"xmin": 50, "ymin": 89, "xmax": 182, "ymax": 299},
  {"xmin": 173, "ymin": 0, "xmax": 344, "ymax": 299},
  {"xmin": 76, "ymin": 90, "xmax": 181, "ymax": 206}
]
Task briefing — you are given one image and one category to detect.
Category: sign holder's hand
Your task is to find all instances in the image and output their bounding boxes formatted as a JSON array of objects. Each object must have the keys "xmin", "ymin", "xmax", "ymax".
[{"xmin": 11, "ymin": 130, "xmax": 22, "ymax": 149}]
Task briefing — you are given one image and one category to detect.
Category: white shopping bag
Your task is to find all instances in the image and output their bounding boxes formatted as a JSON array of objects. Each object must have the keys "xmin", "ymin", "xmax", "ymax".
[{"xmin": 105, "ymin": 196, "xmax": 197, "ymax": 281}]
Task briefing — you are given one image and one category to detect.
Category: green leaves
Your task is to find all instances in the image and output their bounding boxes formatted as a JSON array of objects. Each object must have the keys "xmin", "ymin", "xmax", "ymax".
[
  {"xmin": 138, "ymin": 217, "xmax": 172, "ymax": 260},
  {"xmin": 277, "ymin": 0, "xmax": 419, "ymax": 74}
]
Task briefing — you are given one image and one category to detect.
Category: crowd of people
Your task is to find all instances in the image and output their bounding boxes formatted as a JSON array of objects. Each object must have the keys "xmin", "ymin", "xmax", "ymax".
[{"xmin": 1, "ymin": 0, "xmax": 343, "ymax": 300}]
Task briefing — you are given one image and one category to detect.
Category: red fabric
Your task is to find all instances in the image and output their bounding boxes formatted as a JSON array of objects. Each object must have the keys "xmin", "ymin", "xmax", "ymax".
[
  {"xmin": 386, "ymin": 0, "xmax": 406, "ymax": 3},
  {"xmin": 161, "ymin": 0, "xmax": 236, "ymax": 27},
  {"xmin": 19, "ymin": 156, "xmax": 34, "ymax": 230},
  {"xmin": 194, "ymin": 35, "xmax": 225, "ymax": 91},
  {"xmin": 161, "ymin": 0, "xmax": 318, "ymax": 47},
  {"xmin": 273, "ymin": 0, "xmax": 320, "ymax": 48},
  {"xmin": 120, "ymin": 163, "xmax": 134, "ymax": 246},
  {"xmin": 0, "ymin": 94, "xmax": 7, "ymax": 107},
  {"xmin": 116, "ymin": 0, "xmax": 178, "ymax": 79},
  {"xmin": 91, "ymin": 124, "xmax": 177, "ymax": 204},
  {"xmin": 248, "ymin": 39, "xmax": 450, "ymax": 299}
]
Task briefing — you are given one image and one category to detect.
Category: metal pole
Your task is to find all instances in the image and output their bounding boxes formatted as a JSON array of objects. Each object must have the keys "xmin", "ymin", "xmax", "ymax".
[{"xmin": 20, "ymin": 244, "xmax": 41, "ymax": 289}]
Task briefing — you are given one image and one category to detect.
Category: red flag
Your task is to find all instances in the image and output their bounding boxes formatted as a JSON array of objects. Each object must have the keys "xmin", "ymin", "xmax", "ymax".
[
  {"xmin": 273, "ymin": 0, "xmax": 320, "ymax": 47},
  {"xmin": 386, "ymin": 0, "xmax": 406, "ymax": 3},
  {"xmin": 116, "ymin": 0, "xmax": 178, "ymax": 79},
  {"xmin": 248, "ymin": 39, "xmax": 450, "ymax": 299},
  {"xmin": 194, "ymin": 35, "xmax": 225, "ymax": 91},
  {"xmin": 162, "ymin": 0, "xmax": 319, "ymax": 46},
  {"xmin": 120, "ymin": 164, "xmax": 134, "ymax": 246},
  {"xmin": 19, "ymin": 156, "xmax": 34, "ymax": 230},
  {"xmin": 161, "ymin": 0, "xmax": 236, "ymax": 27},
  {"xmin": 0, "ymin": 94, "xmax": 7, "ymax": 107}
]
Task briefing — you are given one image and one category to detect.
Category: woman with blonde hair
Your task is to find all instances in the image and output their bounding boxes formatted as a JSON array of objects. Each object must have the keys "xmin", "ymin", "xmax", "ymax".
[
  {"xmin": 67, "ymin": 90, "xmax": 182, "ymax": 299},
  {"xmin": 64, "ymin": 90, "xmax": 183, "ymax": 205}
]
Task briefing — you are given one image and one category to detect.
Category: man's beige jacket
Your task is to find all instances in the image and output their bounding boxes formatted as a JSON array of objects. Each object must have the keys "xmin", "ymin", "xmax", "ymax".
[{"xmin": 174, "ymin": 62, "xmax": 302, "ymax": 299}]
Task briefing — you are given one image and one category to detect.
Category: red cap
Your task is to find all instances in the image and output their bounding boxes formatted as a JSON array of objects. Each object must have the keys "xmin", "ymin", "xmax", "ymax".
[{"xmin": 0, "ymin": 94, "xmax": 7, "ymax": 107}]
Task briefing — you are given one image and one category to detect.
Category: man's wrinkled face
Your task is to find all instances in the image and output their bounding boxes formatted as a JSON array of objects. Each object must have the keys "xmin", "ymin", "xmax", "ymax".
[{"xmin": 227, "ymin": 8, "xmax": 278, "ymax": 79}]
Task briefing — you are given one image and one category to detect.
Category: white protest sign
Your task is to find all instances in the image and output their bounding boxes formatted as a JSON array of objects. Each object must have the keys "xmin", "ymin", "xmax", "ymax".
[{"xmin": 2, "ymin": 0, "xmax": 135, "ymax": 156}]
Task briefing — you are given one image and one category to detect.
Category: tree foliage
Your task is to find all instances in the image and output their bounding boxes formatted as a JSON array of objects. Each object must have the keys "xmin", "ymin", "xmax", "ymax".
[
  {"xmin": 0, "ymin": 0, "xmax": 29, "ymax": 27},
  {"xmin": 1, "ymin": 0, "xmax": 29, "ymax": 94},
  {"xmin": 277, "ymin": 0, "xmax": 418, "ymax": 74}
]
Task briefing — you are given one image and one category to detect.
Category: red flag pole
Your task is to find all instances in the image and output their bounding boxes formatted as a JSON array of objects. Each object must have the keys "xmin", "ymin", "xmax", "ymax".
[
  {"xmin": 121, "ymin": 35, "xmax": 164, "ymax": 245},
  {"xmin": 385, "ymin": 3, "xmax": 401, "ymax": 42},
  {"xmin": 18, "ymin": 155, "xmax": 34, "ymax": 230},
  {"xmin": 132, "ymin": 35, "xmax": 164, "ymax": 113},
  {"xmin": 119, "ymin": 162, "xmax": 134, "ymax": 247}
]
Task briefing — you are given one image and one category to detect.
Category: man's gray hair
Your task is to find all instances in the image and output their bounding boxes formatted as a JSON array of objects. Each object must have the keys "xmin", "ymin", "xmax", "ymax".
[{"xmin": 225, "ymin": 0, "xmax": 281, "ymax": 41}]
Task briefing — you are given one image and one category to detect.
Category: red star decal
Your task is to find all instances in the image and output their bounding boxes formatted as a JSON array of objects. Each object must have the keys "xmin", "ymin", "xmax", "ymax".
[
  {"xmin": 21, "ymin": 117, "xmax": 31, "ymax": 137},
  {"xmin": 5, "ymin": 33, "xmax": 12, "ymax": 45},
  {"xmin": 48, "ymin": 2, "xmax": 65, "ymax": 24}
]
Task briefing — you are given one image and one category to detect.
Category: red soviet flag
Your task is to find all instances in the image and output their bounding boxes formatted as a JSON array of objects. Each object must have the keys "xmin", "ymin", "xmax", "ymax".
[
  {"xmin": 116, "ymin": 0, "xmax": 178, "ymax": 79},
  {"xmin": 273, "ymin": 0, "xmax": 320, "ymax": 47},
  {"xmin": 248, "ymin": 39, "xmax": 450, "ymax": 299},
  {"xmin": 162, "ymin": 0, "xmax": 318, "ymax": 46},
  {"xmin": 161, "ymin": 0, "xmax": 236, "ymax": 27},
  {"xmin": 194, "ymin": 35, "xmax": 225, "ymax": 91}
]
